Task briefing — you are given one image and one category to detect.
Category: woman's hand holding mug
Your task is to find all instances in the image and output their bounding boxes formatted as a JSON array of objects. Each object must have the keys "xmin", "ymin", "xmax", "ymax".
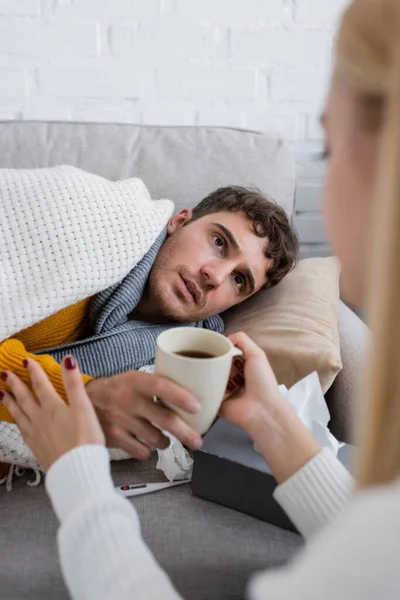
[{"xmin": 221, "ymin": 332, "xmax": 321, "ymax": 484}]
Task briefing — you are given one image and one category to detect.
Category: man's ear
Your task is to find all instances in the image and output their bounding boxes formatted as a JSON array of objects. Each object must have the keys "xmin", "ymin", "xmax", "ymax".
[{"xmin": 167, "ymin": 209, "xmax": 193, "ymax": 235}]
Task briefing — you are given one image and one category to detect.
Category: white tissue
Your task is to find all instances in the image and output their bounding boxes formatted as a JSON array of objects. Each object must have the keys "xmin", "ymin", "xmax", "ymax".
[
  {"xmin": 156, "ymin": 371, "xmax": 342, "ymax": 481},
  {"xmin": 156, "ymin": 432, "xmax": 194, "ymax": 481},
  {"xmin": 272, "ymin": 371, "xmax": 343, "ymax": 455}
]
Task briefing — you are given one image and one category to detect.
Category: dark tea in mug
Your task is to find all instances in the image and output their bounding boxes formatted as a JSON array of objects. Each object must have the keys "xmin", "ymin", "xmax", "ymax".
[{"xmin": 174, "ymin": 350, "xmax": 216, "ymax": 359}]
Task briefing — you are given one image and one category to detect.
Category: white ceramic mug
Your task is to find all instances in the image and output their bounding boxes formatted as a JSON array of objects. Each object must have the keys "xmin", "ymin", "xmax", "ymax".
[{"xmin": 155, "ymin": 327, "xmax": 242, "ymax": 435}]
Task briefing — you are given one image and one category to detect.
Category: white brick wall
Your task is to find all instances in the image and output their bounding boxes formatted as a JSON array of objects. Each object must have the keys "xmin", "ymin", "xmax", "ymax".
[{"xmin": 0, "ymin": 0, "xmax": 349, "ymax": 141}]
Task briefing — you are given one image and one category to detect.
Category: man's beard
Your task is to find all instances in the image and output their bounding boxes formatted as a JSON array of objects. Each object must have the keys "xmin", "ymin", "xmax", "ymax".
[
  {"xmin": 147, "ymin": 234, "xmax": 209, "ymax": 322},
  {"xmin": 150, "ymin": 263, "xmax": 209, "ymax": 322}
]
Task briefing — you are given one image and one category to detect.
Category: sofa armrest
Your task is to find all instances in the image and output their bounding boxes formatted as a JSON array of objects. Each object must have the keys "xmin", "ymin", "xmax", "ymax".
[{"xmin": 325, "ymin": 300, "xmax": 369, "ymax": 443}]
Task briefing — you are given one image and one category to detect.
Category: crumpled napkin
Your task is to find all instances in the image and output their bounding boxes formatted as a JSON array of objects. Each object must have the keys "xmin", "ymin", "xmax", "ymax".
[
  {"xmin": 253, "ymin": 371, "xmax": 344, "ymax": 456},
  {"xmin": 156, "ymin": 432, "xmax": 193, "ymax": 481},
  {"xmin": 276, "ymin": 371, "xmax": 344, "ymax": 455},
  {"xmin": 156, "ymin": 370, "xmax": 343, "ymax": 481}
]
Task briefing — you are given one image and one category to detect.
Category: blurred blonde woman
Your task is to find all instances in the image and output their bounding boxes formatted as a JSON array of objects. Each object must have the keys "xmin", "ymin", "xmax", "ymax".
[{"xmin": 1, "ymin": 0, "xmax": 400, "ymax": 598}]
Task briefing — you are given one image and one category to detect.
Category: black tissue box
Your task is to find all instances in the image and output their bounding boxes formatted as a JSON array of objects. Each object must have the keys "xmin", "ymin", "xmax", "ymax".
[{"xmin": 192, "ymin": 418, "xmax": 353, "ymax": 533}]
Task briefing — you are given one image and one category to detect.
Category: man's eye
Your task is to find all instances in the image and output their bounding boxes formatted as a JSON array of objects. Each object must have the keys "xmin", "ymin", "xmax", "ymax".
[
  {"xmin": 233, "ymin": 274, "xmax": 245, "ymax": 289},
  {"xmin": 213, "ymin": 236, "xmax": 225, "ymax": 249}
]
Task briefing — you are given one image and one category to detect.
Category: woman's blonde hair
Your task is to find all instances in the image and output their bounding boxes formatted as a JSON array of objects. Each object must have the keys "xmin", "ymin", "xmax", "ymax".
[{"xmin": 335, "ymin": 0, "xmax": 400, "ymax": 487}]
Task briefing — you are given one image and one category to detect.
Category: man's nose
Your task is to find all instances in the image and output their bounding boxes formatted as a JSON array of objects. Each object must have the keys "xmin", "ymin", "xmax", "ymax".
[{"xmin": 201, "ymin": 261, "xmax": 233, "ymax": 288}]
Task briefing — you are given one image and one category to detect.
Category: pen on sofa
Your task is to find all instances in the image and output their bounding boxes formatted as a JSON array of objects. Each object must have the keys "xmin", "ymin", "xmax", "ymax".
[{"xmin": 116, "ymin": 480, "xmax": 190, "ymax": 498}]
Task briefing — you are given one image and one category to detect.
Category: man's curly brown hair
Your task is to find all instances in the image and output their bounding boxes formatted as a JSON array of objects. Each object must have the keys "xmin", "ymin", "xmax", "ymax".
[{"xmin": 190, "ymin": 186, "xmax": 298, "ymax": 289}]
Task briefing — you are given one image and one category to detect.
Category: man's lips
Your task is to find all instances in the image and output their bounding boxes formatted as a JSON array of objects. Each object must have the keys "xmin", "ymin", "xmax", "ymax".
[
  {"xmin": 178, "ymin": 275, "xmax": 195, "ymax": 303},
  {"xmin": 179, "ymin": 275, "xmax": 200, "ymax": 304}
]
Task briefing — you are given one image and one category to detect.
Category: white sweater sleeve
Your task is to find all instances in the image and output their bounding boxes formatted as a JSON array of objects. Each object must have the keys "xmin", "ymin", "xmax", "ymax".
[
  {"xmin": 45, "ymin": 446, "xmax": 355, "ymax": 600},
  {"xmin": 273, "ymin": 448, "xmax": 354, "ymax": 539},
  {"xmin": 249, "ymin": 479, "xmax": 400, "ymax": 600},
  {"xmin": 45, "ymin": 445, "xmax": 184, "ymax": 600}
]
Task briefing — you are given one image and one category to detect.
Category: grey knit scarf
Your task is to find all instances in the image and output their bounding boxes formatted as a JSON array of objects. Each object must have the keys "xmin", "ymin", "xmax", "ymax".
[{"xmin": 40, "ymin": 231, "xmax": 224, "ymax": 377}]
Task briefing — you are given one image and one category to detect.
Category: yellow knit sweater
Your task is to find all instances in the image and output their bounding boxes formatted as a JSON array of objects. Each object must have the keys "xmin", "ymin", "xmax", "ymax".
[{"xmin": 0, "ymin": 298, "xmax": 93, "ymax": 423}]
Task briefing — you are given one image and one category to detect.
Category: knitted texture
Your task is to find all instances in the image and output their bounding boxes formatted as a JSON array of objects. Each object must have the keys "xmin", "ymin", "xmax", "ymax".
[
  {"xmin": 0, "ymin": 364, "xmax": 172, "ymax": 488},
  {"xmin": 0, "ymin": 298, "xmax": 94, "ymax": 423},
  {"xmin": 0, "ymin": 166, "xmax": 223, "ymax": 484},
  {"xmin": 0, "ymin": 365, "xmax": 155, "ymax": 489},
  {"xmin": 0, "ymin": 166, "xmax": 174, "ymax": 340},
  {"xmin": 41, "ymin": 231, "xmax": 224, "ymax": 378},
  {"xmin": 0, "ymin": 339, "xmax": 93, "ymax": 423},
  {"xmin": 13, "ymin": 297, "xmax": 92, "ymax": 352},
  {"xmin": 0, "ymin": 232, "xmax": 224, "ymax": 482}
]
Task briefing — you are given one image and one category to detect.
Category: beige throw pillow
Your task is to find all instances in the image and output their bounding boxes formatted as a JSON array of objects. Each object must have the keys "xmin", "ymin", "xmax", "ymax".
[{"xmin": 223, "ymin": 257, "xmax": 342, "ymax": 393}]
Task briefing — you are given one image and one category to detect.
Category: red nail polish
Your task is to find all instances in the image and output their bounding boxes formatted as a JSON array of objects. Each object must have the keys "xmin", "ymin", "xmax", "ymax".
[
  {"xmin": 0, "ymin": 391, "xmax": 4, "ymax": 400},
  {"xmin": 22, "ymin": 359, "xmax": 28, "ymax": 368},
  {"xmin": 234, "ymin": 374, "xmax": 244, "ymax": 387},
  {"xmin": 0, "ymin": 372, "xmax": 8, "ymax": 381},
  {"xmin": 64, "ymin": 356, "xmax": 77, "ymax": 370}
]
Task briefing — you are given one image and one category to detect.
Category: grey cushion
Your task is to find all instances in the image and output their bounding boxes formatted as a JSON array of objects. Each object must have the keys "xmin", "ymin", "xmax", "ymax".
[
  {"xmin": 325, "ymin": 300, "xmax": 369, "ymax": 443},
  {"xmin": 0, "ymin": 121, "xmax": 295, "ymax": 216},
  {"xmin": 0, "ymin": 458, "xmax": 302, "ymax": 600}
]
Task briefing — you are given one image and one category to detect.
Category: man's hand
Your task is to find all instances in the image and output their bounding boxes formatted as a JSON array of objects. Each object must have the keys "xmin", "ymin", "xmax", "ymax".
[{"xmin": 86, "ymin": 371, "xmax": 203, "ymax": 459}]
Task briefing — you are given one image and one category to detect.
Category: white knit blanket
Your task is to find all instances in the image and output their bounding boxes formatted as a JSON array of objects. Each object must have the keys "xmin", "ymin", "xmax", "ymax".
[
  {"xmin": 0, "ymin": 166, "xmax": 173, "ymax": 488},
  {"xmin": 0, "ymin": 424, "xmax": 142, "ymax": 490},
  {"xmin": 0, "ymin": 166, "xmax": 174, "ymax": 340}
]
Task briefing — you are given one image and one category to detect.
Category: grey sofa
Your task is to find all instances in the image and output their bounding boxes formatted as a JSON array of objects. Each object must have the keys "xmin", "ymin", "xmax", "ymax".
[{"xmin": 0, "ymin": 122, "xmax": 368, "ymax": 600}]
